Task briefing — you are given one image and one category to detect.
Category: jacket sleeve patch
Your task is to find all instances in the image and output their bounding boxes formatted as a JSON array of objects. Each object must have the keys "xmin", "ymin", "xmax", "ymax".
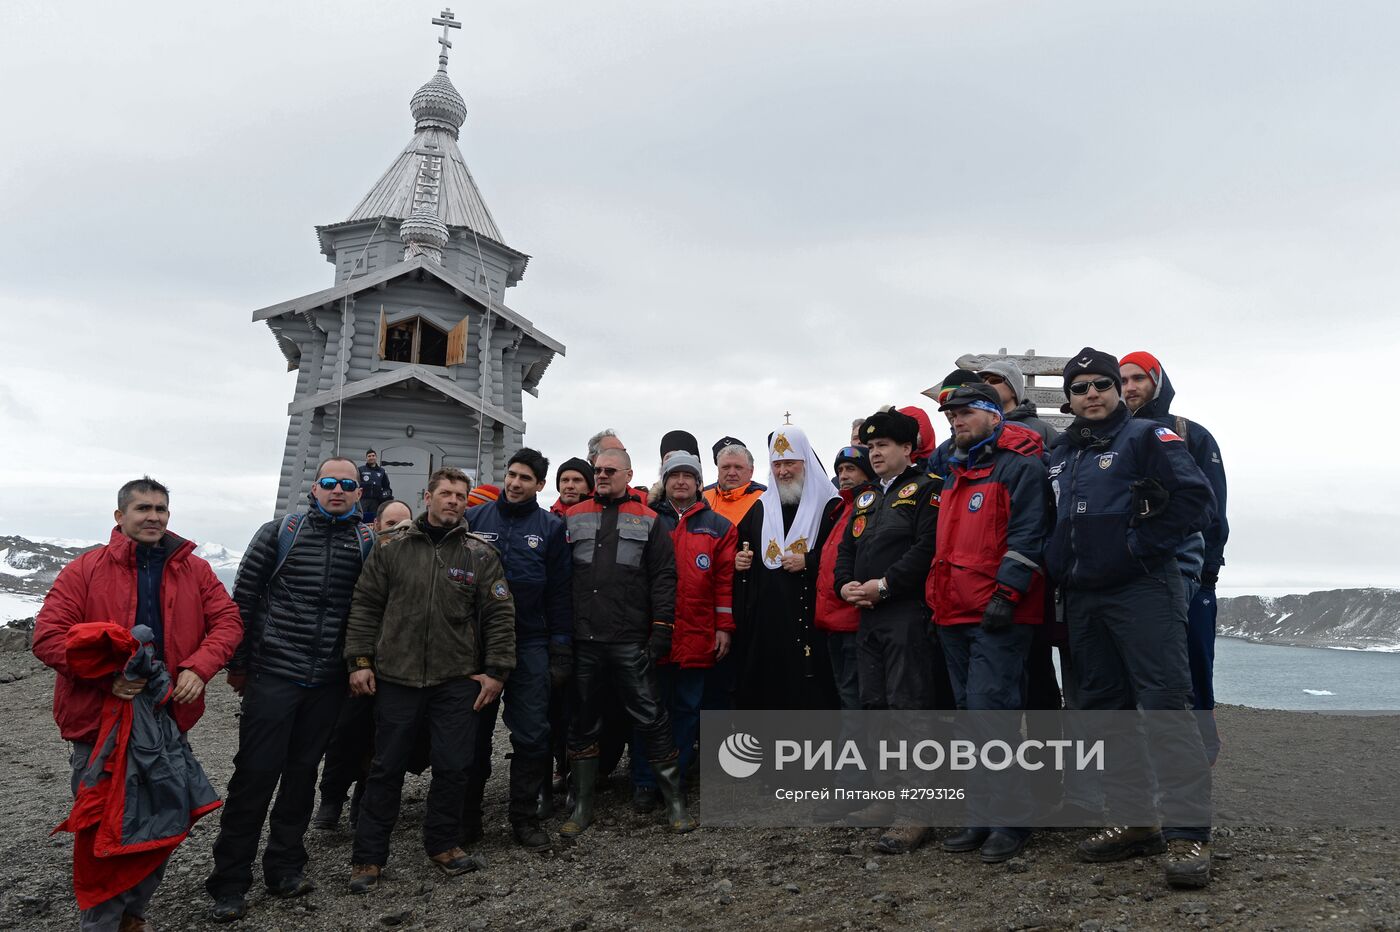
[
  {"xmin": 1154, "ymin": 426, "xmax": 1184, "ymax": 442},
  {"xmin": 492, "ymin": 580, "xmax": 510, "ymax": 600}
]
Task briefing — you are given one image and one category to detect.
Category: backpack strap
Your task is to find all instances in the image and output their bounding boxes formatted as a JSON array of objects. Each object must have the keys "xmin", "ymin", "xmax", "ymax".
[
  {"xmin": 1174, "ymin": 415, "xmax": 1191, "ymax": 443},
  {"xmin": 355, "ymin": 523, "xmax": 376, "ymax": 562},
  {"xmin": 271, "ymin": 513, "xmax": 304, "ymax": 580}
]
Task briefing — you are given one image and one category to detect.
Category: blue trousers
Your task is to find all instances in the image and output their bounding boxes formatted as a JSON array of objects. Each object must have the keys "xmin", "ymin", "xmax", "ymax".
[
  {"xmin": 825, "ymin": 630, "xmax": 862, "ymax": 711},
  {"xmin": 631, "ymin": 665, "xmax": 706, "ymax": 789},
  {"xmin": 1186, "ymin": 583, "xmax": 1222, "ymax": 763}
]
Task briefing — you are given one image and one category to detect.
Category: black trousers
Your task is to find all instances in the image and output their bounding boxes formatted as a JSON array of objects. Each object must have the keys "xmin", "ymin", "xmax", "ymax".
[
  {"xmin": 568, "ymin": 641, "xmax": 675, "ymax": 763},
  {"xmin": 319, "ymin": 694, "xmax": 376, "ymax": 805},
  {"xmin": 352, "ymin": 678, "xmax": 482, "ymax": 866},
  {"xmin": 207, "ymin": 673, "xmax": 345, "ymax": 897}
]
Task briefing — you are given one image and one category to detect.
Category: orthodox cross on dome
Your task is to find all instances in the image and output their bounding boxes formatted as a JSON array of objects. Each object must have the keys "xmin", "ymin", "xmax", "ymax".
[{"xmin": 432, "ymin": 9, "xmax": 462, "ymax": 71}]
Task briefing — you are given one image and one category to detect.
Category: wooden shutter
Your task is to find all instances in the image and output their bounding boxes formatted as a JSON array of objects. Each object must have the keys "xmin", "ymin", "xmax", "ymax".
[
  {"xmin": 376, "ymin": 306, "xmax": 387, "ymax": 358},
  {"xmin": 445, "ymin": 316, "xmax": 469, "ymax": 367}
]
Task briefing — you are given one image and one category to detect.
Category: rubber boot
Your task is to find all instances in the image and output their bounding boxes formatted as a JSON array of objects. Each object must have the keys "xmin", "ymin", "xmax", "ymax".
[
  {"xmin": 535, "ymin": 780, "xmax": 554, "ymax": 821},
  {"xmin": 559, "ymin": 757, "xmax": 599, "ymax": 837},
  {"xmin": 651, "ymin": 757, "xmax": 697, "ymax": 834}
]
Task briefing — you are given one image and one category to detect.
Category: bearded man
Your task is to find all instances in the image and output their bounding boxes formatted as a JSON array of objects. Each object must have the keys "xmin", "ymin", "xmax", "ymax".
[{"xmin": 732, "ymin": 426, "xmax": 840, "ymax": 710}]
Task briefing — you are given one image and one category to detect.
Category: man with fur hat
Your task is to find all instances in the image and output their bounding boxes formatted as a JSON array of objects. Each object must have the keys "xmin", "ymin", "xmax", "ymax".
[
  {"xmin": 833, "ymin": 406, "xmax": 945, "ymax": 855},
  {"xmin": 1047, "ymin": 347, "xmax": 1216, "ymax": 888}
]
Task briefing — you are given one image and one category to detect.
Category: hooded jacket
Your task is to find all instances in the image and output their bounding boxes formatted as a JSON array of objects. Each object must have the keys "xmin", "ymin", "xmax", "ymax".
[
  {"xmin": 653, "ymin": 497, "xmax": 736, "ymax": 668},
  {"xmin": 1045, "ymin": 404, "xmax": 1216, "ymax": 589},
  {"xmin": 33, "ymin": 528, "xmax": 243, "ymax": 744},
  {"xmin": 929, "ymin": 423, "xmax": 1050, "ymax": 625},
  {"xmin": 1128, "ymin": 368, "xmax": 1229, "ymax": 577},
  {"xmin": 466, "ymin": 495, "xmax": 572, "ymax": 644},
  {"xmin": 812, "ymin": 489, "xmax": 861, "ymax": 633},
  {"xmin": 343, "ymin": 515, "xmax": 517, "ymax": 687},
  {"xmin": 1005, "ymin": 399, "xmax": 1060, "ymax": 445},
  {"xmin": 898, "ymin": 406, "xmax": 938, "ymax": 467},
  {"xmin": 229, "ymin": 505, "xmax": 370, "ymax": 685}
]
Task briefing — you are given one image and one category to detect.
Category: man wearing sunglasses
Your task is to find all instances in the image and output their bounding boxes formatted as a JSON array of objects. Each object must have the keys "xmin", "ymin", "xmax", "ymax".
[
  {"xmin": 975, "ymin": 360, "xmax": 1059, "ymax": 445},
  {"xmin": 1045, "ymin": 347, "xmax": 1217, "ymax": 889},
  {"xmin": 208, "ymin": 457, "xmax": 373, "ymax": 922}
]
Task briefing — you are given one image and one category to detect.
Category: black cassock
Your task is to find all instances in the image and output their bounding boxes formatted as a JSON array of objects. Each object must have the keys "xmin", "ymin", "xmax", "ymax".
[{"xmin": 732, "ymin": 502, "xmax": 839, "ymax": 710}]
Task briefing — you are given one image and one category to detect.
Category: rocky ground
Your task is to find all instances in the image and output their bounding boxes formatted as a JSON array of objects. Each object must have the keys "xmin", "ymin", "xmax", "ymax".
[{"xmin": 1, "ymin": 647, "xmax": 1398, "ymax": 931}]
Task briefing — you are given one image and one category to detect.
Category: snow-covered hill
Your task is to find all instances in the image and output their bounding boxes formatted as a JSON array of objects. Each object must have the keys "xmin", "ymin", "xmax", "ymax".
[{"xmin": 1216, "ymin": 589, "xmax": 1400, "ymax": 652}]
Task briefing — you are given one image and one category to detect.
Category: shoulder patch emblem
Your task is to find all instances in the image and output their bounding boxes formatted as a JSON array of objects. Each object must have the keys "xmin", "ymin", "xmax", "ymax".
[
  {"xmin": 968, "ymin": 491, "xmax": 985, "ymax": 512},
  {"xmin": 525, "ymin": 533, "xmax": 543, "ymax": 549},
  {"xmin": 695, "ymin": 553, "xmax": 711, "ymax": 570},
  {"xmin": 856, "ymin": 490, "xmax": 876, "ymax": 509},
  {"xmin": 852, "ymin": 515, "xmax": 867, "ymax": 538},
  {"xmin": 929, "ymin": 489, "xmax": 941, "ymax": 507},
  {"xmin": 491, "ymin": 580, "xmax": 510, "ymax": 601},
  {"xmin": 1098, "ymin": 453, "xmax": 1116, "ymax": 470},
  {"xmin": 1048, "ymin": 463, "xmax": 1064, "ymax": 478},
  {"xmin": 898, "ymin": 482, "xmax": 919, "ymax": 499},
  {"xmin": 1154, "ymin": 426, "xmax": 1184, "ymax": 443}
]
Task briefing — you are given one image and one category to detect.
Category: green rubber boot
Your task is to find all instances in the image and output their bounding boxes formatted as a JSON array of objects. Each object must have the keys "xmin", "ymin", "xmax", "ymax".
[
  {"xmin": 559, "ymin": 756, "xmax": 599, "ymax": 837},
  {"xmin": 652, "ymin": 757, "xmax": 698, "ymax": 834}
]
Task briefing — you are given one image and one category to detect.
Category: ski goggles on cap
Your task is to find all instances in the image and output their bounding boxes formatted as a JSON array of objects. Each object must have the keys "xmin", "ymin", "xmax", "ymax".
[{"xmin": 316, "ymin": 477, "xmax": 360, "ymax": 491}]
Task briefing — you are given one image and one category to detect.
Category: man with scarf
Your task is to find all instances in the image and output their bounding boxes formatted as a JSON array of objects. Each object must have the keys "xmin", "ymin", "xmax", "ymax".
[
  {"xmin": 1047, "ymin": 347, "xmax": 1216, "ymax": 888},
  {"xmin": 207, "ymin": 456, "xmax": 374, "ymax": 922},
  {"xmin": 732, "ymin": 426, "xmax": 840, "ymax": 711},
  {"xmin": 833, "ymin": 407, "xmax": 944, "ymax": 854}
]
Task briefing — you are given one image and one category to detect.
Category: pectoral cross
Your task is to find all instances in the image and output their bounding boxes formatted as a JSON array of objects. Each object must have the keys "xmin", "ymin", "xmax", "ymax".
[
  {"xmin": 432, "ymin": 9, "xmax": 462, "ymax": 70},
  {"xmin": 804, "ymin": 644, "xmax": 812, "ymax": 657}
]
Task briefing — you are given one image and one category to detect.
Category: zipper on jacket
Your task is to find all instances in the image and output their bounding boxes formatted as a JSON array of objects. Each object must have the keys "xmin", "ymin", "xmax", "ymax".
[
  {"xmin": 1068, "ymin": 448, "xmax": 1084, "ymax": 583},
  {"xmin": 310, "ymin": 520, "xmax": 333, "ymax": 684}
]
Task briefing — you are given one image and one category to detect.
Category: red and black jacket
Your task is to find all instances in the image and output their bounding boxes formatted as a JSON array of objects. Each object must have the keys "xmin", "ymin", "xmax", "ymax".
[
  {"xmin": 653, "ymin": 498, "xmax": 736, "ymax": 668},
  {"xmin": 565, "ymin": 492, "xmax": 676, "ymax": 643},
  {"xmin": 929, "ymin": 424, "xmax": 1051, "ymax": 625},
  {"xmin": 812, "ymin": 489, "xmax": 860, "ymax": 633}
]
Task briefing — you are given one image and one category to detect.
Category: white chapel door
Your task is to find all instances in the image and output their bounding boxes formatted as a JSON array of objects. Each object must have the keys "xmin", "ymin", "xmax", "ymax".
[{"xmin": 377, "ymin": 444, "xmax": 434, "ymax": 516}]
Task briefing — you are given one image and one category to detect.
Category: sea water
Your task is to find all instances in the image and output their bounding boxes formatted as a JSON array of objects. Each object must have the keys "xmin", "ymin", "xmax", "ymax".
[{"xmin": 1213, "ymin": 637, "xmax": 1400, "ymax": 711}]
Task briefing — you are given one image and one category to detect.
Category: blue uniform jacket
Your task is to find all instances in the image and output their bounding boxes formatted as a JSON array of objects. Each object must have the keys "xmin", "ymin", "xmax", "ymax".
[
  {"xmin": 1129, "ymin": 368, "xmax": 1229, "ymax": 578},
  {"xmin": 1046, "ymin": 403, "xmax": 1215, "ymax": 590},
  {"xmin": 466, "ymin": 496, "xmax": 573, "ymax": 644}
]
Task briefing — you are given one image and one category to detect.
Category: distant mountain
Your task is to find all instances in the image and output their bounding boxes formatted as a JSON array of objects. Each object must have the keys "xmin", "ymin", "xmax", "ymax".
[
  {"xmin": 1217, "ymin": 589, "xmax": 1400, "ymax": 652},
  {"xmin": 0, "ymin": 534, "xmax": 242, "ymax": 624}
]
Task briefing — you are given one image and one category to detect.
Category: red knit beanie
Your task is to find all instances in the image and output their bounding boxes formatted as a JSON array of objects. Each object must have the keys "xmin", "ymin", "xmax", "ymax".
[
  {"xmin": 1119, "ymin": 350, "xmax": 1163, "ymax": 386},
  {"xmin": 467, "ymin": 484, "xmax": 501, "ymax": 507}
]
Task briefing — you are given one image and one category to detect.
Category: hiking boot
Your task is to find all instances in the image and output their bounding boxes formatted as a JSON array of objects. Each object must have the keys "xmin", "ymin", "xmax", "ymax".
[
  {"xmin": 631, "ymin": 784, "xmax": 661, "ymax": 814},
  {"xmin": 311, "ymin": 797, "xmax": 342, "ymax": 831},
  {"xmin": 560, "ymin": 756, "xmax": 600, "ymax": 837},
  {"xmin": 535, "ymin": 782, "xmax": 554, "ymax": 821},
  {"xmin": 267, "ymin": 873, "xmax": 314, "ymax": 898},
  {"xmin": 349, "ymin": 864, "xmax": 381, "ymax": 894},
  {"xmin": 874, "ymin": 824, "xmax": 930, "ymax": 855},
  {"xmin": 118, "ymin": 914, "xmax": 152, "ymax": 932},
  {"xmin": 428, "ymin": 847, "xmax": 482, "ymax": 876},
  {"xmin": 980, "ymin": 830, "xmax": 1029, "ymax": 864},
  {"xmin": 652, "ymin": 757, "xmax": 698, "ymax": 834},
  {"xmin": 941, "ymin": 827, "xmax": 990, "ymax": 853},
  {"xmin": 1077, "ymin": 825, "xmax": 1167, "ymax": 863},
  {"xmin": 1164, "ymin": 838, "xmax": 1212, "ymax": 888},
  {"xmin": 208, "ymin": 894, "xmax": 247, "ymax": 922},
  {"xmin": 511, "ymin": 819, "xmax": 552, "ymax": 851}
]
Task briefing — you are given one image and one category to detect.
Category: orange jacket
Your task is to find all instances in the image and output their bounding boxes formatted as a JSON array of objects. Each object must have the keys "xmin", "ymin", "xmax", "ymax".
[{"xmin": 701, "ymin": 481, "xmax": 766, "ymax": 527}]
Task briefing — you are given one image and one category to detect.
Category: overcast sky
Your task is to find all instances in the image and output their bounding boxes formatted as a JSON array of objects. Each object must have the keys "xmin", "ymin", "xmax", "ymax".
[{"xmin": 3, "ymin": 0, "xmax": 1399, "ymax": 593}]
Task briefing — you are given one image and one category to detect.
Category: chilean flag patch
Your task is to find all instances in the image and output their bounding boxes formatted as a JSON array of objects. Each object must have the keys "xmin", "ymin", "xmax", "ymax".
[{"xmin": 1154, "ymin": 426, "xmax": 1184, "ymax": 442}]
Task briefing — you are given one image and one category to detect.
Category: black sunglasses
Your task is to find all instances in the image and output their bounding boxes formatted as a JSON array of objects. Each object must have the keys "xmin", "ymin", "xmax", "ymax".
[
  {"xmin": 1068, "ymin": 377, "xmax": 1116, "ymax": 396},
  {"xmin": 316, "ymin": 477, "xmax": 360, "ymax": 492},
  {"xmin": 594, "ymin": 466, "xmax": 623, "ymax": 477}
]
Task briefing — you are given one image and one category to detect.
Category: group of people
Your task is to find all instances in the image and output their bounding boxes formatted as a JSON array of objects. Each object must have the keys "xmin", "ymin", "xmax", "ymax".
[{"xmin": 32, "ymin": 346, "xmax": 1226, "ymax": 930}]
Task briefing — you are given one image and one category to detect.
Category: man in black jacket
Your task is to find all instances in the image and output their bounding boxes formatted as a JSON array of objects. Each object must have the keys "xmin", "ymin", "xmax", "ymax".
[
  {"xmin": 358, "ymin": 450, "xmax": 393, "ymax": 520},
  {"xmin": 833, "ymin": 407, "xmax": 944, "ymax": 855},
  {"xmin": 559, "ymin": 448, "xmax": 695, "ymax": 836},
  {"xmin": 206, "ymin": 457, "xmax": 374, "ymax": 922}
]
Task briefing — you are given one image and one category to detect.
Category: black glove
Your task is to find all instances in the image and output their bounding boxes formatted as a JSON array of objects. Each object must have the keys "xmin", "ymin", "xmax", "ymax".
[
  {"xmin": 980, "ymin": 592, "xmax": 1017, "ymax": 631},
  {"xmin": 548, "ymin": 642, "xmax": 573, "ymax": 691},
  {"xmin": 1200, "ymin": 570, "xmax": 1219, "ymax": 592},
  {"xmin": 1128, "ymin": 478, "xmax": 1170, "ymax": 527},
  {"xmin": 647, "ymin": 623, "xmax": 674, "ymax": 663}
]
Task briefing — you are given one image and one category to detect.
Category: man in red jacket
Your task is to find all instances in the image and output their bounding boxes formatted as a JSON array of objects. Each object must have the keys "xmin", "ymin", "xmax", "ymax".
[
  {"xmin": 811, "ymin": 446, "xmax": 877, "ymax": 711},
  {"xmin": 33, "ymin": 476, "xmax": 243, "ymax": 932},
  {"xmin": 930, "ymin": 384, "xmax": 1051, "ymax": 865},
  {"xmin": 631, "ymin": 452, "xmax": 736, "ymax": 810}
]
